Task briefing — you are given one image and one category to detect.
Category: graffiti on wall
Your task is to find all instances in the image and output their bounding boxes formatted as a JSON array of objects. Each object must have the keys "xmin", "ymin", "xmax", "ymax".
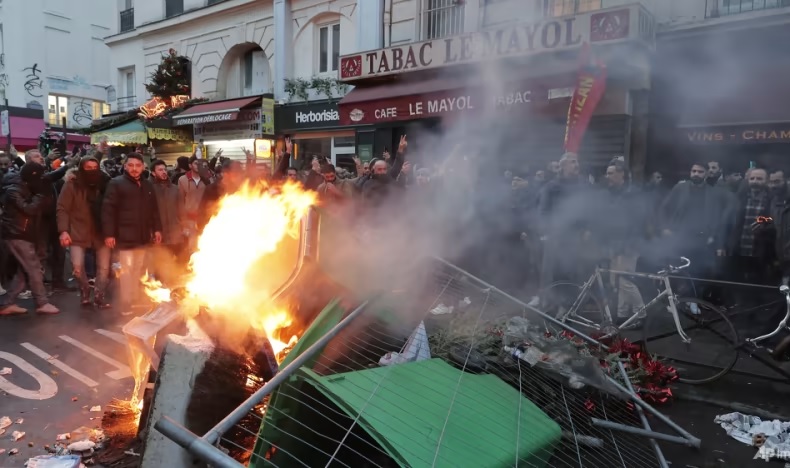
[
  {"xmin": 72, "ymin": 99, "xmax": 93, "ymax": 126},
  {"xmin": 23, "ymin": 64, "xmax": 43, "ymax": 98}
]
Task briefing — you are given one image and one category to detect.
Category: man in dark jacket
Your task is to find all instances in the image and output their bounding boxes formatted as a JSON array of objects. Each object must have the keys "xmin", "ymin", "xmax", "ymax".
[
  {"xmin": 361, "ymin": 135, "xmax": 407, "ymax": 209},
  {"xmin": 149, "ymin": 159, "xmax": 183, "ymax": 284},
  {"xmin": 57, "ymin": 156, "xmax": 112, "ymax": 308},
  {"xmin": 102, "ymin": 153, "xmax": 162, "ymax": 315},
  {"xmin": 0, "ymin": 163, "xmax": 60, "ymax": 315}
]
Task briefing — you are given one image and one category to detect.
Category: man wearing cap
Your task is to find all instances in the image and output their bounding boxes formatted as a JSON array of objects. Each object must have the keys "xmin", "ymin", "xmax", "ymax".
[{"xmin": 0, "ymin": 162, "xmax": 60, "ymax": 315}]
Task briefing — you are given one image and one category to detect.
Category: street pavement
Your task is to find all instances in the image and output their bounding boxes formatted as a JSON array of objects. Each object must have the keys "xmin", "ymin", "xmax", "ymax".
[
  {"xmin": 0, "ymin": 291, "xmax": 134, "ymax": 466},
  {"xmin": 0, "ymin": 290, "xmax": 788, "ymax": 467}
]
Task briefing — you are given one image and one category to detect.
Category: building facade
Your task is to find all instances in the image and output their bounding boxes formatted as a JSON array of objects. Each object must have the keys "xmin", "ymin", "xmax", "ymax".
[{"xmin": 0, "ymin": 0, "xmax": 114, "ymax": 149}]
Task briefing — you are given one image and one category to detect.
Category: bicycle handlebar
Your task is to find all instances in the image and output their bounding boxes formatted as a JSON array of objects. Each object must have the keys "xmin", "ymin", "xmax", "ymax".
[{"xmin": 658, "ymin": 257, "xmax": 691, "ymax": 275}]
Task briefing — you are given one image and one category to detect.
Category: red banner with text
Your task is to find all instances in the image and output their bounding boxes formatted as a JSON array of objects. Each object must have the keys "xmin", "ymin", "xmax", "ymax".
[{"xmin": 563, "ymin": 43, "xmax": 607, "ymax": 154}]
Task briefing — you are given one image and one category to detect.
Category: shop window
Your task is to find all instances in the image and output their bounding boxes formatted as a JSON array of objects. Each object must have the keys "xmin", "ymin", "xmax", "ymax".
[
  {"xmin": 48, "ymin": 95, "xmax": 68, "ymax": 126},
  {"xmin": 318, "ymin": 23, "xmax": 340, "ymax": 74},
  {"xmin": 422, "ymin": 0, "xmax": 464, "ymax": 40},
  {"xmin": 543, "ymin": 0, "xmax": 602, "ymax": 17}
]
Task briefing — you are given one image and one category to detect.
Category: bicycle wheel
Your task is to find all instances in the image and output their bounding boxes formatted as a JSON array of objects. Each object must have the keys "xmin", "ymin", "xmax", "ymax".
[
  {"xmin": 642, "ymin": 297, "xmax": 739, "ymax": 385},
  {"xmin": 541, "ymin": 281, "xmax": 607, "ymax": 329}
]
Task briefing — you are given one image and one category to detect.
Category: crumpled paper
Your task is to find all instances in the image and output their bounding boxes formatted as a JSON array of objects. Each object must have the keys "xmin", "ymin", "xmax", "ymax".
[
  {"xmin": 24, "ymin": 454, "xmax": 81, "ymax": 468},
  {"xmin": 715, "ymin": 412, "xmax": 790, "ymax": 460}
]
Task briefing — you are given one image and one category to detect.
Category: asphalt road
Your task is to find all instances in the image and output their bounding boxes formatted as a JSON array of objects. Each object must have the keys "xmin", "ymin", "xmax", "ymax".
[{"xmin": 0, "ymin": 291, "xmax": 134, "ymax": 467}]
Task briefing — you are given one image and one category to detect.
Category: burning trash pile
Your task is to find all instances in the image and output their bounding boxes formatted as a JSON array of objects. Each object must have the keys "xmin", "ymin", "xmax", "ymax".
[{"xmin": 113, "ymin": 181, "xmax": 317, "ymax": 462}]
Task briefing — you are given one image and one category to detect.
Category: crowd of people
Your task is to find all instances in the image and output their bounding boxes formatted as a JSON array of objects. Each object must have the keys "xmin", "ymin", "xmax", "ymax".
[{"xmin": 0, "ymin": 134, "xmax": 786, "ymax": 324}]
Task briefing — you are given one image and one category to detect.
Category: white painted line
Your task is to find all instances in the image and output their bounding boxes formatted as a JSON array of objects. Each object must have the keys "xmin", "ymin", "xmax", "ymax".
[
  {"xmin": 0, "ymin": 351, "xmax": 58, "ymax": 400},
  {"xmin": 58, "ymin": 335, "xmax": 132, "ymax": 380},
  {"xmin": 94, "ymin": 329, "xmax": 127, "ymax": 345},
  {"xmin": 20, "ymin": 343, "xmax": 99, "ymax": 387}
]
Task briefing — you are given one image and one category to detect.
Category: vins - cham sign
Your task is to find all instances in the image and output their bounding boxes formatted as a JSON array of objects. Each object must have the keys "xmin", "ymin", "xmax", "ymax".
[{"xmin": 340, "ymin": 6, "xmax": 638, "ymax": 81}]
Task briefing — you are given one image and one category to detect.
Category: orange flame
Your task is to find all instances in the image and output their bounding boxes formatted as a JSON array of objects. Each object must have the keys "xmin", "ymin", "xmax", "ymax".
[{"xmin": 142, "ymin": 181, "xmax": 315, "ymax": 362}]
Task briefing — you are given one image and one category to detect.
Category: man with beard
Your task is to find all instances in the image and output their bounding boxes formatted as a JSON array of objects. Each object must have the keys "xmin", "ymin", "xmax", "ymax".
[
  {"xmin": 102, "ymin": 153, "xmax": 162, "ymax": 315},
  {"xmin": 769, "ymin": 170, "xmax": 790, "ymax": 282},
  {"xmin": 707, "ymin": 160, "xmax": 725, "ymax": 187},
  {"xmin": 660, "ymin": 163, "xmax": 729, "ymax": 290},
  {"xmin": 361, "ymin": 135, "xmax": 406, "ymax": 208},
  {"xmin": 0, "ymin": 163, "xmax": 59, "ymax": 315},
  {"xmin": 57, "ymin": 156, "xmax": 112, "ymax": 308},
  {"xmin": 149, "ymin": 160, "xmax": 184, "ymax": 282},
  {"xmin": 531, "ymin": 152, "xmax": 588, "ymax": 306},
  {"xmin": 726, "ymin": 168, "xmax": 775, "ymax": 292}
]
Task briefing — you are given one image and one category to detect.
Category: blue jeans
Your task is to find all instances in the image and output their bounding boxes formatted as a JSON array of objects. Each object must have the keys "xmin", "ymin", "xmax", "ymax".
[{"xmin": 71, "ymin": 245, "xmax": 110, "ymax": 295}]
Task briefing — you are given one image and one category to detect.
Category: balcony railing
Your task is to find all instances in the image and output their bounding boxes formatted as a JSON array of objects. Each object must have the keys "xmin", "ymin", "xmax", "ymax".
[
  {"xmin": 706, "ymin": 0, "xmax": 790, "ymax": 18},
  {"xmin": 422, "ymin": 0, "xmax": 465, "ymax": 40},
  {"xmin": 116, "ymin": 96, "xmax": 137, "ymax": 112},
  {"xmin": 120, "ymin": 8, "xmax": 134, "ymax": 33}
]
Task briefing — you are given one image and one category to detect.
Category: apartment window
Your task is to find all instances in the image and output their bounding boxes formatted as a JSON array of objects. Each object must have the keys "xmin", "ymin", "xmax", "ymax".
[
  {"xmin": 423, "ymin": 0, "xmax": 464, "ymax": 40},
  {"xmin": 243, "ymin": 50, "xmax": 254, "ymax": 89},
  {"xmin": 711, "ymin": 0, "xmax": 790, "ymax": 17},
  {"xmin": 48, "ymin": 95, "xmax": 69, "ymax": 126},
  {"xmin": 318, "ymin": 23, "xmax": 340, "ymax": 73},
  {"xmin": 543, "ymin": 0, "xmax": 602, "ymax": 17},
  {"xmin": 165, "ymin": 0, "xmax": 184, "ymax": 18},
  {"xmin": 92, "ymin": 101, "xmax": 111, "ymax": 119}
]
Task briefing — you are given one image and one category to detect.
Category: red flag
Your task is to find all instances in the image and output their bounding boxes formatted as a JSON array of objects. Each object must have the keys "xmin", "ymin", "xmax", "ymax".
[{"xmin": 563, "ymin": 43, "xmax": 607, "ymax": 154}]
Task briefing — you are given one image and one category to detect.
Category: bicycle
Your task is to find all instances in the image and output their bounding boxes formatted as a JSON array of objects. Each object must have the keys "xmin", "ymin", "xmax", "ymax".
[{"xmin": 541, "ymin": 257, "xmax": 741, "ymax": 384}]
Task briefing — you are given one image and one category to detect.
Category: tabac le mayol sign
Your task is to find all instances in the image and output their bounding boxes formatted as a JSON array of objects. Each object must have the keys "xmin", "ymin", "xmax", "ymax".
[{"xmin": 339, "ymin": 6, "xmax": 637, "ymax": 81}]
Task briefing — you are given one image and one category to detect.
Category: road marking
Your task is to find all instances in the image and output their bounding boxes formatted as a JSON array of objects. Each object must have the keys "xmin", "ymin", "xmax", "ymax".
[
  {"xmin": 94, "ymin": 329, "xmax": 127, "ymax": 345},
  {"xmin": 20, "ymin": 343, "xmax": 99, "ymax": 388},
  {"xmin": 58, "ymin": 335, "xmax": 132, "ymax": 380},
  {"xmin": 0, "ymin": 351, "xmax": 58, "ymax": 400}
]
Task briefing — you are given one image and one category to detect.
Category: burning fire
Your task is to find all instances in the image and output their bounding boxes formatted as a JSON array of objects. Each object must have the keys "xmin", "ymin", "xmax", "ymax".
[{"xmin": 142, "ymin": 182, "xmax": 315, "ymax": 361}]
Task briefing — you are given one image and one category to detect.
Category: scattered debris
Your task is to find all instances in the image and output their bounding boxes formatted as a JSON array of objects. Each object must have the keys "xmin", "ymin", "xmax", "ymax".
[
  {"xmin": 46, "ymin": 355, "xmax": 59, "ymax": 362},
  {"xmin": 16, "ymin": 417, "xmax": 23, "ymax": 424},
  {"xmin": 0, "ymin": 449, "xmax": 4, "ymax": 455},
  {"xmin": 9, "ymin": 448, "xmax": 18, "ymax": 455},
  {"xmin": 28, "ymin": 441, "xmax": 34, "ymax": 447},
  {"xmin": 123, "ymin": 450, "xmax": 140, "ymax": 457},
  {"xmin": 715, "ymin": 412, "xmax": 790, "ymax": 461},
  {"xmin": 0, "ymin": 416, "xmax": 11, "ymax": 430},
  {"xmin": 12, "ymin": 430, "xmax": 25, "ymax": 441},
  {"xmin": 51, "ymin": 371, "xmax": 58, "ymax": 376},
  {"xmin": 24, "ymin": 454, "xmax": 81, "ymax": 467},
  {"xmin": 0, "ymin": 429, "xmax": 5, "ymax": 436},
  {"xmin": 56, "ymin": 433, "xmax": 71, "ymax": 441},
  {"xmin": 67, "ymin": 439, "xmax": 96, "ymax": 453},
  {"xmin": 89, "ymin": 406, "xmax": 101, "ymax": 413},
  {"xmin": 71, "ymin": 397, "xmax": 78, "ymax": 402},
  {"xmin": 0, "ymin": 367, "xmax": 11, "ymax": 375},
  {"xmin": 430, "ymin": 303, "xmax": 454, "ymax": 315}
]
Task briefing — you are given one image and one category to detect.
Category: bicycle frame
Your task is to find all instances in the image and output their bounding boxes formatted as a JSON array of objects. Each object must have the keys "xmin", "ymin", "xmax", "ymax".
[
  {"xmin": 745, "ymin": 285, "xmax": 790, "ymax": 346},
  {"xmin": 558, "ymin": 267, "xmax": 693, "ymax": 344}
]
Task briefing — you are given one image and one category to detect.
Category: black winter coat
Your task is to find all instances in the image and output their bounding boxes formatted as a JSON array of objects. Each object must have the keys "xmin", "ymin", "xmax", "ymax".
[
  {"xmin": 101, "ymin": 173, "xmax": 163, "ymax": 249},
  {"xmin": 1, "ymin": 177, "xmax": 50, "ymax": 242}
]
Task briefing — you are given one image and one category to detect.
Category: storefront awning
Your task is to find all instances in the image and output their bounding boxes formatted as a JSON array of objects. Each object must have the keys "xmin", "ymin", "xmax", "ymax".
[
  {"xmin": 90, "ymin": 120, "xmax": 148, "ymax": 146},
  {"xmin": 9, "ymin": 116, "xmax": 46, "ymax": 149},
  {"xmin": 172, "ymin": 97, "xmax": 260, "ymax": 126}
]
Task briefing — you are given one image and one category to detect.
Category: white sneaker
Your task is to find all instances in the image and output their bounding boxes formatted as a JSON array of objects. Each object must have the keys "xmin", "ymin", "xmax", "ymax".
[
  {"xmin": 36, "ymin": 303, "xmax": 60, "ymax": 315},
  {"xmin": 527, "ymin": 296, "xmax": 540, "ymax": 307},
  {"xmin": 18, "ymin": 290, "xmax": 32, "ymax": 300}
]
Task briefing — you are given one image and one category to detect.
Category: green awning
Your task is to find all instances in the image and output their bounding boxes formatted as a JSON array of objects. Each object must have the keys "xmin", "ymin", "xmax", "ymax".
[
  {"xmin": 90, "ymin": 119, "xmax": 147, "ymax": 146},
  {"xmin": 303, "ymin": 359, "xmax": 561, "ymax": 468}
]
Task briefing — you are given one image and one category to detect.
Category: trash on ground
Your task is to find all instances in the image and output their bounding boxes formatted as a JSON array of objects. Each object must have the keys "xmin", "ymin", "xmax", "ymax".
[
  {"xmin": 89, "ymin": 406, "xmax": 101, "ymax": 412},
  {"xmin": 15, "ymin": 418, "xmax": 23, "ymax": 424},
  {"xmin": 27, "ymin": 441, "xmax": 33, "ymax": 447},
  {"xmin": 70, "ymin": 397, "xmax": 78, "ymax": 402},
  {"xmin": 12, "ymin": 430, "xmax": 25, "ymax": 441},
  {"xmin": 9, "ymin": 448, "xmax": 18, "ymax": 455},
  {"xmin": 24, "ymin": 454, "xmax": 81, "ymax": 468},
  {"xmin": 123, "ymin": 450, "xmax": 141, "ymax": 457},
  {"xmin": 0, "ymin": 449, "xmax": 4, "ymax": 455},
  {"xmin": 430, "ymin": 303, "xmax": 454, "ymax": 315},
  {"xmin": 0, "ymin": 416, "xmax": 11, "ymax": 430},
  {"xmin": 66, "ymin": 440, "xmax": 95, "ymax": 453},
  {"xmin": 0, "ymin": 367, "xmax": 11, "ymax": 375},
  {"xmin": 56, "ymin": 433, "xmax": 71, "ymax": 441},
  {"xmin": 0, "ymin": 429, "xmax": 5, "ymax": 436},
  {"xmin": 379, "ymin": 321, "xmax": 431, "ymax": 366},
  {"xmin": 715, "ymin": 412, "xmax": 790, "ymax": 460}
]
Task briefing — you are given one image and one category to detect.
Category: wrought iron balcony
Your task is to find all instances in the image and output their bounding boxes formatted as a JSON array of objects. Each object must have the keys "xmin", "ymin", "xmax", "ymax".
[
  {"xmin": 422, "ymin": 0, "xmax": 465, "ymax": 40},
  {"xmin": 706, "ymin": 0, "xmax": 790, "ymax": 18},
  {"xmin": 120, "ymin": 8, "xmax": 134, "ymax": 33},
  {"xmin": 116, "ymin": 96, "xmax": 137, "ymax": 112}
]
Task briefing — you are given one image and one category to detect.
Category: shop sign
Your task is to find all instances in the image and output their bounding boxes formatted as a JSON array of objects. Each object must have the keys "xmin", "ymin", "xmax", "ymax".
[
  {"xmin": 262, "ymin": 98, "xmax": 275, "ymax": 135},
  {"xmin": 682, "ymin": 124, "xmax": 790, "ymax": 144},
  {"xmin": 339, "ymin": 84, "xmax": 535, "ymax": 125},
  {"xmin": 178, "ymin": 112, "xmax": 238, "ymax": 126},
  {"xmin": 339, "ymin": 6, "xmax": 634, "ymax": 81},
  {"xmin": 276, "ymin": 101, "xmax": 342, "ymax": 131},
  {"xmin": 193, "ymin": 108, "xmax": 263, "ymax": 141}
]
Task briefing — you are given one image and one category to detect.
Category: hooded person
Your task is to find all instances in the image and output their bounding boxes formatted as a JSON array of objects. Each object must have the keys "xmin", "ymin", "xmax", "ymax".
[
  {"xmin": 170, "ymin": 156, "xmax": 191, "ymax": 184},
  {"xmin": 0, "ymin": 162, "xmax": 60, "ymax": 315},
  {"xmin": 56, "ymin": 156, "xmax": 112, "ymax": 308}
]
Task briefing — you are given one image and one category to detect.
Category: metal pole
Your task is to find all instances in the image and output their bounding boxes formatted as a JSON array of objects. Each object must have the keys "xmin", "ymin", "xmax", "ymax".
[
  {"xmin": 4, "ymin": 97, "xmax": 11, "ymax": 152},
  {"xmin": 61, "ymin": 116, "xmax": 68, "ymax": 153},
  {"xmin": 155, "ymin": 416, "xmax": 244, "ymax": 468},
  {"xmin": 201, "ymin": 299, "xmax": 372, "ymax": 444},
  {"xmin": 617, "ymin": 362, "xmax": 670, "ymax": 468},
  {"xmin": 590, "ymin": 418, "xmax": 699, "ymax": 447}
]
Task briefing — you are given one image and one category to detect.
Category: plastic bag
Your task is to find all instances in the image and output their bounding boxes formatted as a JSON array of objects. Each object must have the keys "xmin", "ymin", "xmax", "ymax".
[{"xmin": 24, "ymin": 455, "xmax": 81, "ymax": 468}]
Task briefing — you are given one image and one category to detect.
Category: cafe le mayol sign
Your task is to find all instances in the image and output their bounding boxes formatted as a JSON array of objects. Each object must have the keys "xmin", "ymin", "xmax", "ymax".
[{"xmin": 339, "ymin": 6, "xmax": 640, "ymax": 81}]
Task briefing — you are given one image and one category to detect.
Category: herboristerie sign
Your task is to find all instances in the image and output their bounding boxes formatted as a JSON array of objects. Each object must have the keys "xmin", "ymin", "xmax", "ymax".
[{"xmin": 339, "ymin": 6, "xmax": 640, "ymax": 81}]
